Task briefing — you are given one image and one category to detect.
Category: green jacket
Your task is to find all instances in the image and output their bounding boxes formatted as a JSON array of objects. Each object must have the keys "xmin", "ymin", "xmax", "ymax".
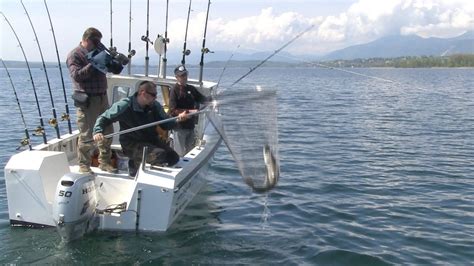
[{"xmin": 93, "ymin": 93, "xmax": 175, "ymax": 147}]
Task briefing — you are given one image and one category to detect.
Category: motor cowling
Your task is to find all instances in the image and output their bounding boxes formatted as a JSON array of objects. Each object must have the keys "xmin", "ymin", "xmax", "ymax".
[{"xmin": 52, "ymin": 173, "xmax": 98, "ymax": 241}]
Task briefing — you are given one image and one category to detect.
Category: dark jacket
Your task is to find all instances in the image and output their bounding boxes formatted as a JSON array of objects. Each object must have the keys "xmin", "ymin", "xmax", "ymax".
[
  {"xmin": 169, "ymin": 84, "xmax": 207, "ymax": 130},
  {"xmin": 93, "ymin": 93, "xmax": 175, "ymax": 148}
]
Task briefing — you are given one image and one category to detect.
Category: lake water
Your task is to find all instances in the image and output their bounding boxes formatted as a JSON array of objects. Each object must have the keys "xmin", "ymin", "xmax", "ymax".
[{"xmin": 0, "ymin": 66, "xmax": 473, "ymax": 264}]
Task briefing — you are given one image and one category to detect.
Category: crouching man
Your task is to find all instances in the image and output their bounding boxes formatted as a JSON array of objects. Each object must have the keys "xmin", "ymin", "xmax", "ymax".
[{"xmin": 93, "ymin": 81, "xmax": 188, "ymax": 176}]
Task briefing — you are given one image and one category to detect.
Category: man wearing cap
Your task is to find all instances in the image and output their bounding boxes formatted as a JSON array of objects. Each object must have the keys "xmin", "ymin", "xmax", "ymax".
[{"xmin": 169, "ymin": 65, "xmax": 208, "ymax": 157}]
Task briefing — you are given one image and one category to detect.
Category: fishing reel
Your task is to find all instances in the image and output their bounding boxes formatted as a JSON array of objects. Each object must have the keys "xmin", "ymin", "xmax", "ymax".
[
  {"xmin": 87, "ymin": 42, "xmax": 129, "ymax": 74},
  {"xmin": 128, "ymin": 49, "xmax": 136, "ymax": 59},
  {"xmin": 49, "ymin": 118, "xmax": 58, "ymax": 128},
  {"xmin": 61, "ymin": 113, "xmax": 70, "ymax": 122},
  {"xmin": 201, "ymin": 47, "xmax": 214, "ymax": 54},
  {"xmin": 32, "ymin": 126, "xmax": 45, "ymax": 136},
  {"xmin": 141, "ymin": 35, "xmax": 154, "ymax": 45},
  {"xmin": 16, "ymin": 137, "xmax": 30, "ymax": 150},
  {"xmin": 183, "ymin": 49, "xmax": 191, "ymax": 56}
]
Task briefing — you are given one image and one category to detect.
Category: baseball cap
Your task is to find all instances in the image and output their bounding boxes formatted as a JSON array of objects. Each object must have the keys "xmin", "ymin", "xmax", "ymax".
[{"xmin": 174, "ymin": 65, "xmax": 188, "ymax": 76}]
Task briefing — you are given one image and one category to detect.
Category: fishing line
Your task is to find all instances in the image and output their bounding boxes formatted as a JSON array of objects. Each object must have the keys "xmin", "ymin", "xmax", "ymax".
[
  {"xmin": 181, "ymin": 0, "xmax": 192, "ymax": 66},
  {"xmin": 44, "ymin": 0, "xmax": 72, "ymax": 134},
  {"xmin": 198, "ymin": 0, "xmax": 212, "ymax": 84},
  {"xmin": 1, "ymin": 59, "xmax": 32, "ymax": 150},
  {"xmin": 230, "ymin": 24, "xmax": 315, "ymax": 87},
  {"xmin": 21, "ymin": 0, "xmax": 61, "ymax": 139},
  {"xmin": 239, "ymin": 45, "xmax": 457, "ymax": 99},
  {"xmin": 241, "ymin": 45, "xmax": 400, "ymax": 84},
  {"xmin": 214, "ymin": 44, "xmax": 240, "ymax": 93},
  {"xmin": 0, "ymin": 11, "xmax": 48, "ymax": 144}
]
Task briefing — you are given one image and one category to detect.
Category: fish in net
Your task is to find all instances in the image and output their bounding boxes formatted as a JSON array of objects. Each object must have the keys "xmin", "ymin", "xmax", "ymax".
[{"xmin": 207, "ymin": 86, "xmax": 280, "ymax": 192}]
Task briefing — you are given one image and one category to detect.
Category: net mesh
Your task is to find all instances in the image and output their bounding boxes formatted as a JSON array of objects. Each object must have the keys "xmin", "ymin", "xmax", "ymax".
[{"xmin": 207, "ymin": 86, "xmax": 280, "ymax": 192}]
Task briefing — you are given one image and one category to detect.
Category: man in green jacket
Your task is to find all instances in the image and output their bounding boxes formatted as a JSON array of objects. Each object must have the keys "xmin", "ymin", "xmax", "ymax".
[{"xmin": 93, "ymin": 81, "xmax": 187, "ymax": 176}]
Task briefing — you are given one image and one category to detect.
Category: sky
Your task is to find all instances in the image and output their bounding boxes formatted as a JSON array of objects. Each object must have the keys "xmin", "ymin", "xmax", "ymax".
[{"xmin": 1, "ymin": 0, "xmax": 473, "ymax": 63}]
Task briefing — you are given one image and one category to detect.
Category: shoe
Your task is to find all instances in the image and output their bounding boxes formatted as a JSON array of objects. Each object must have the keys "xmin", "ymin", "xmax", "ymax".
[
  {"xmin": 99, "ymin": 163, "xmax": 118, "ymax": 174},
  {"xmin": 79, "ymin": 165, "xmax": 94, "ymax": 175}
]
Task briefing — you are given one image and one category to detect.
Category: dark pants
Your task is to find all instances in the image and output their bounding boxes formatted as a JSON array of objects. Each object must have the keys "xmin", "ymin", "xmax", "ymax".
[{"xmin": 122, "ymin": 141, "xmax": 179, "ymax": 176}]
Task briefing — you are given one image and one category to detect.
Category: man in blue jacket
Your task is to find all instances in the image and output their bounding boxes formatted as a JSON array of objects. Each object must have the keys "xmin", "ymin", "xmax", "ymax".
[{"xmin": 93, "ymin": 81, "xmax": 187, "ymax": 176}]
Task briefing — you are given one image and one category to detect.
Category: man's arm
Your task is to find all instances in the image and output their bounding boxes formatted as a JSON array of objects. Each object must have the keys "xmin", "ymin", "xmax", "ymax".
[
  {"xmin": 93, "ymin": 99, "xmax": 129, "ymax": 135},
  {"xmin": 66, "ymin": 50, "xmax": 96, "ymax": 83}
]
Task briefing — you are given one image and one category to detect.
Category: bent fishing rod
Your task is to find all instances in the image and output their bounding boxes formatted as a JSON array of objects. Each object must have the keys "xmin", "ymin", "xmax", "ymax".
[
  {"xmin": 84, "ymin": 108, "xmax": 208, "ymax": 143},
  {"xmin": 1, "ymin": 59, "xmax": 32, "ymax": 150},
  {"xmin": 21, "ymin": 0, "xmax": 61, "ymax": 139},
  {"xmin": 230, "ymin": 24, "xmax": 315, "ymax": 87},
  {"xmin": 181, "ymin": 0, "xmax": 192, "ymax": 66},
  {"xmin": 198, "ymin": 0, "xmax": 212, "ymax": 84},
  {"xmin": 44, "ymin": 0, "xmax": 72, "ymax": 134},
  {"xmin": 1, "ymin": 11, "xmax": 48, "ymax": 144}
]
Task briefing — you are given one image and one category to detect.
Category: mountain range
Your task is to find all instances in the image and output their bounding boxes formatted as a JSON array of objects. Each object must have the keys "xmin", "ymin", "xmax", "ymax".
[
  {"xmin": 321, "ymin": 31, "xmax": 474, "ymax": 61},
  {"xmin": 161, "ymin": 30, "xmax": 474, "ymax": 64},
  {"xmin": 2, "ymin": 31, "xmax": 472, "ymax": 68}
]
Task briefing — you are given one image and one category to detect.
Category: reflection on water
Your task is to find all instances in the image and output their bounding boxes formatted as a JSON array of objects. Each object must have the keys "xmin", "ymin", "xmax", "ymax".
[{"xmin": 1, "ymin": 67, "xmax": 473, "ymax": 264}]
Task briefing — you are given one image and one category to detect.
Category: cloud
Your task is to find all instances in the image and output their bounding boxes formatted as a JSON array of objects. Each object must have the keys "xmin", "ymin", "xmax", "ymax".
[
  {"xmin": 209, "ymin": 8, "xmax": 317, "ymax": 53},
  {"xmin": 198, "ymin": 0, "xmax": 474, "ymax": 55},
  {"xmin": 1, "ymin": 0, "xmax": 472, "ymax": 61}
]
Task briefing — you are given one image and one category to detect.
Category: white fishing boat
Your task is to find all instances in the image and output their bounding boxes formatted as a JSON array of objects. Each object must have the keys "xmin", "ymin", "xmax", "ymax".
[
  {"xmin": 4, "ymin": 73, "xmax": 221, "ymax": 240},
  {"xmin": 2, "ymin": 0, "xmax": 281, "ymax": 242}
]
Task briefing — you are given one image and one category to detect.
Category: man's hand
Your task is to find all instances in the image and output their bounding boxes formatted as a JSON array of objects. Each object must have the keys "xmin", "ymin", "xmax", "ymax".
[
  {"xmin": 177, "ymin": 111, "xmax": 188, "ymax": 122},
  {"xmin": 93, "ymin": 133, "xmax": 104, "ymax": 142}
]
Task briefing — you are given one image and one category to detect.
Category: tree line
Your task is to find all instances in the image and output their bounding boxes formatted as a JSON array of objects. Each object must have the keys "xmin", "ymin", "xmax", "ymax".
[{"xmin": 319, "ymin": 54, "xmax": 474, "ymax": 68}]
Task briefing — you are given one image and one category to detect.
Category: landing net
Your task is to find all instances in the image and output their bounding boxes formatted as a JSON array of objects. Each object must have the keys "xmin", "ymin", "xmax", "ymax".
[{"xmin": 207, "ymin": 86, "xmax": 280, "ymax": 192}]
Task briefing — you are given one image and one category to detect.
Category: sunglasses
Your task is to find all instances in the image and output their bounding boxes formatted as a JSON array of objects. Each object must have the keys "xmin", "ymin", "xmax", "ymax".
[{"xmin": 145, "ymin": 91, "xmax": 157, "ymax": 98}]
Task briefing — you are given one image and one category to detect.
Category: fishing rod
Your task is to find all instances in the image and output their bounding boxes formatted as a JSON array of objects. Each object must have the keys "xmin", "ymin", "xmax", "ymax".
[
  {"xmin": 1, "ymin": 59, "xmax": 32, "ymax": 150},
  {"xmin": 44, "ymin": 0, "xmax": 72, "ymax": 134},
  {"xmin": 243, "ymin": 45, "xmax": 399, "ymax": 84},
  {"xmin": 84, "ymin": 109, "xmax": 208, "ymax": 143},
  {"xmin": 181, "ymin": 0, "xmax": 192, "ymax": 66},
  {"xmin": 127, "ymin": 0, "xmax": 132, "ymax": 74},
  {"xmin": 198, "ymin": 0, "xmax": 212, "ymax": 85},
  {"xmin": 159, "ymin": 0, "xmax": 170, "ymax": 78},
  {"xmin": 142, "ymin": 0, "xmax": 151, "ymax": 76},
  {"xmin": 230, "ymin": 24, "xmax": 315, "ymax": 87},
  {"xmin": 110, "ymin": 0, "xmax": 113, "ymax": 48},
  {"xmin": 215, "ymin": 45, "xmax": 239, "ymax": 93},
  {"xmin": 21, "ymin": 0, "xmax": 61, "ymax": 139},
  {"xmin": 0, "ymin": 12, "xmax": 48, "ymax": 144}
]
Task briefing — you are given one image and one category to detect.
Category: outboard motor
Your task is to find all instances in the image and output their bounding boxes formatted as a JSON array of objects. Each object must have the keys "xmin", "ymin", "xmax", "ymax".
[{"xmin": 52, "ymin": 173, "xmax": 98, "ymax": 242}]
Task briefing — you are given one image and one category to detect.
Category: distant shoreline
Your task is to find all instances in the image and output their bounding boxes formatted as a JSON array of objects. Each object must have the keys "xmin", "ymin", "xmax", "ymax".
[{"xmin": 2, "ymin": 54, "xmax": 474, "ymax": 69}]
